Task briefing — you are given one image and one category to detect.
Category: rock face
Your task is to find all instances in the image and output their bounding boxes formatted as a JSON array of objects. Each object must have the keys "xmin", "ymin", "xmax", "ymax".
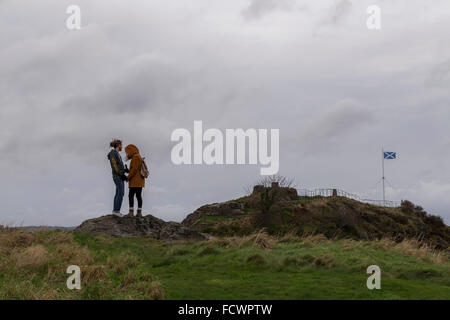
[{"xmin": 75, "ymin": 214, "xmax": 209, "ymax": 241}]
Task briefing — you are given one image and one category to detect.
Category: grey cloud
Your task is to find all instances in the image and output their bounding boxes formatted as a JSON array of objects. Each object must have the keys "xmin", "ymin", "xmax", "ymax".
[
  {"xmin": 63, "ymin": 54, "xmax": 194, "ymax": 115},
  {"xmin": 0, "ymin": 25, "xmax": 124, "ymax": 99},
  {"xmin": 327, "ymin": 0, "xmax": 352, "ymax": 25},
  {"xmin": 242, "ymin": 0, "xmax": 294, "ymax": 20},
  {"xmin": 427, "ymin": 59, "xmax": 450, "ymax": 87},
  {"xmin": 302, "ymin": 99, "xmax": 375, "ymax": 149}
]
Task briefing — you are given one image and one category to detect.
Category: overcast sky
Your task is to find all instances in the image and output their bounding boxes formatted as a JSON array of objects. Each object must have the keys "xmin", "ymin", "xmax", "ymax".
[{"xmin": 1, "ymin": 0, "xmax": 449, "ymax": 226}]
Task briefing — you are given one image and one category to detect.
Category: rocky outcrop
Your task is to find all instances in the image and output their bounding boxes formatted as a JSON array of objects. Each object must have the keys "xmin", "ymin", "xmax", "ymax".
[{"xmin": 75, "ymin": 214, "xmax": 209, "ymax": 241}]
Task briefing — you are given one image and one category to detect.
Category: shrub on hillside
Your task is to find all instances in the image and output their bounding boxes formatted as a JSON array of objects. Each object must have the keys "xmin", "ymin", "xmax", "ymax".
[
  {"xmin": 423, "ymin": 215, "xmax": 445, "ymax": 228},
  {"xmin": 400, "ymin": 200, "xmax": 415, "ymax": 214}
]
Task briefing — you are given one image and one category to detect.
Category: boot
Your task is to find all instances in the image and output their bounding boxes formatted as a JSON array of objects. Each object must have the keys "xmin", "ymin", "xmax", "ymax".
[
  {"xmin": 127, "ymin": 208, "xmax": 134, "ymax": 217},
  {"xmin": 136, "ymin": 208, "xmax": 143, "ymax": 217}
]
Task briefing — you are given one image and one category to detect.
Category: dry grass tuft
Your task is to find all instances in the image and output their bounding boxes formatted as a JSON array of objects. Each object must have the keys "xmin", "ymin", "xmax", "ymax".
[
  {"xmin": 207, "ymin": 238, "xmax": 230, "ymax": 248},
  {"xmin": 36, "ymin": 286, "xmax": 70, "ymax": 300},
  {"xmin": 212, "ymin": 231, "xmax": 330, "ymax": 250},
  {"xmin": 136, "ymin": 281, "xmax": 165, "ymax": 300},
  {"xmin": 245, "ymin": 253, "xmax": 266, "ymax": 265},
  {"xmin": 278, "ymin": 232, "xmax": 301, "ymax": 243},
  {"xmin": 138, "ymin": 272, "xmax": 153, "ymax": 282},
  {"xmin": 13, "ymin": 245, "xmax": 49, "ymax": 269},
  {"xmin": 0, "ymin": 280, "xmax": 51, "ymax": 300},
  {"xmin": 252, "ymin": 230, "xmax": 275, "ymax": 249},
  {"xmin": 342, "ymin": 240, "xmax": 358, "ymax": 251},
  {"xmin": 219, "ymin": 237, "xmax": 243, "ymax": 248},
  {"xmin": 223, "ymin": 230, "xmax": 276, "ymax": 250},
  {"xmin": 377, "ymin": 238, "xmax": 447, "ymax": 264},
  {"xmin": 0, "ymin": 229, "xmax": 35, "ymax": 254},
  {"xmin": 149, "ymin": 281, "xmax": 165, "ymax": 300},
  {"xmin": 314, "ymin": 254, "xmax": 337, "ymax": 268},
  {"xmin": 108, "ymin": 250, "xmax": 139, "ymax": 274},
  {"xmin": 43, "ymin": 232, "xmax": 73, "ymax": 245},
  {"xmin": 54, "ymin": 243, "xmax": 93, "ymax": 265},
  {"xmin": 121, "ymin": 271, "xmax": 137, "ymax": 288},
  {"xmin": 211, "ymin": 230, "xmax": 335, "ymax": 250},
  {"xmin": 82, "ymin": 265, "xmax": 107, "ymax": 285},
  {"xmin": 302, "ymin": 234, "xmax": 328, "ymax": 244}
]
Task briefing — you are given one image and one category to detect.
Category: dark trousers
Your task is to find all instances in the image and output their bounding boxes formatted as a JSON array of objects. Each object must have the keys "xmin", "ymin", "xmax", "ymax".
[{"xmin": 129, "ymin": 187, "xmax": 143, "ymax": 209}]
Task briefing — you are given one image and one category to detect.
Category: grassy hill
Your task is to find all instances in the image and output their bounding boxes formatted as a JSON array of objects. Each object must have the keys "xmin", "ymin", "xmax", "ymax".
[
  {"xmin": 182, "ymin": 186, "xmax": 450, "ymax": 250},
  {"xmin": 0, "ymin": 227, "xmax": 449, "ymax": 299},
  {"xmin": 1, "ymin": 185, "xmax": 448, "ymax": 300}
]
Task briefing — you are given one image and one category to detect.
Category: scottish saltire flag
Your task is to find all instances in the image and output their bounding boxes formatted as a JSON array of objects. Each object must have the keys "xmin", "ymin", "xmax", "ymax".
[{"xmin": 384, "ymin": 152, "xmax": 396, "ymax": 159}]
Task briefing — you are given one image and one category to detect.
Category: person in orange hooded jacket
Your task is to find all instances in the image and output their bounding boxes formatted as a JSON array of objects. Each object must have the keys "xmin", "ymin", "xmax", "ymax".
[{"xmin": 124, "ymin": 144, "xmax": 145, "ymax": 217}]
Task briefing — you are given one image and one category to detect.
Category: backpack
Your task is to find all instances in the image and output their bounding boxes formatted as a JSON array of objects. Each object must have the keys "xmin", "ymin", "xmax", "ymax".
[{"xmin": 140, "ymin": 157, "xmax": 150, "ymax": 179}]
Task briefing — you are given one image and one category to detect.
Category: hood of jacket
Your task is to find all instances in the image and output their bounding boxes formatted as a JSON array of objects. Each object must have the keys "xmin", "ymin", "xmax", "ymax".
[{"xmin": 125, "ymin": 144, "xmax": 140, "ymax": 158}]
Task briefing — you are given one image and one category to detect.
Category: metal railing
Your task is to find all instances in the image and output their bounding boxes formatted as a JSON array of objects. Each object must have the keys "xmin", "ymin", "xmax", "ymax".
[{"xmin": 297, "ymin": 188, "xmax": 401, "ymax": 208}]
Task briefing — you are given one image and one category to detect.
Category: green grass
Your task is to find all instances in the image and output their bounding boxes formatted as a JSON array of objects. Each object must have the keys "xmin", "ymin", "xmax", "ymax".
[{"xmin": 0, "ymin": 229, "xmax": 449, "ymax": 300}]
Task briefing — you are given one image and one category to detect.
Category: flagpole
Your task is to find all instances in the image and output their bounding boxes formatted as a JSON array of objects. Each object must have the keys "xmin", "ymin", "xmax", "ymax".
[{"xmin": 382, "ymin": 147, "xmax": 385, "ymax": 207}]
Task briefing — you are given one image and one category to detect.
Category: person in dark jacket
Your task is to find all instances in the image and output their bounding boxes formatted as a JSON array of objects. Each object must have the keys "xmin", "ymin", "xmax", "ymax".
[{"xmin": 108, "ymin": 139, "xmax": 128, "ymax": 215}]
